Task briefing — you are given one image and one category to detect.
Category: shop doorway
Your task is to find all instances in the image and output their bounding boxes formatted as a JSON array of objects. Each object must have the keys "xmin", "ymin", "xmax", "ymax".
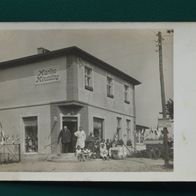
[{"xmin": 62, "ymin": 116, "xmax": 78, "ymax": 153}]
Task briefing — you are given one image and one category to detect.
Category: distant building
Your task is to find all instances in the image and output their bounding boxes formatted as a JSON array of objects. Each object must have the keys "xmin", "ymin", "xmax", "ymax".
[
  {"xmin": 0, "ymin": 46, "xmax": 140, "ymax": 158},
  {"xmin": 135, "ymin": 124, "xmax": 149, "ymax": 151}
]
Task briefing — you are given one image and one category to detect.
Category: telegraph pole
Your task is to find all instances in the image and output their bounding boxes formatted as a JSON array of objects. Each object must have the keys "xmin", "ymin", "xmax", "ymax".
[{"xmin": 157, "ymin": 31, "xmax": 169, "ymax": 167}]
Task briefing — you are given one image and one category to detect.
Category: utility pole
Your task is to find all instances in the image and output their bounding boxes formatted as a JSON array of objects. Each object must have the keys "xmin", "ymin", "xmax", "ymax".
[{"xmin": 157, "ymin": 31, "xmax": 169, "ymax": 167}]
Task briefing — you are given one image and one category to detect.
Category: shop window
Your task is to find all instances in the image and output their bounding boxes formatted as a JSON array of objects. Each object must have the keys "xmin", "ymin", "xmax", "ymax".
[
  {"xmin": 124, "ymin": 85, "xmax": 130, "ymax": 104},
  {"xmin": 84, "ymin": 66, "xmax": 93, "ymax": 91},
  {"xmin": 107, "ymin": 76, "xmax": 114, "ymax": 98},
  {"xmin": 117, "ymin": 117, "xmax": 122, "ymax": 139},
  {"xmin": 23, "ymin": 116, "xmax": 38, "ymax": 153},
  {"xmin": 93, "ymin": 117, "xmax": 104, "ymax": 139}
]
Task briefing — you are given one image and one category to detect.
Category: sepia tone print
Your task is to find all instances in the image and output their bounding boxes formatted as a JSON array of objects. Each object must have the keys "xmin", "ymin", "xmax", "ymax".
[{"xmin": 0, "ymin": 28, "xmax": 173, "ymax": 172}]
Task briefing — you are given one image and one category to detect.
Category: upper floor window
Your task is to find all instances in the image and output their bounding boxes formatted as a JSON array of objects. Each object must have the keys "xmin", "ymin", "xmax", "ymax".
[
  {"xmin": 84, "ymin": 66, "xmax": 93, "ymax": 91},
  {"xmin": 107, "ymin": 76, "xmax": 114, "ymax": 98},
  {"xmin": 124, "ymin": 84, "xmax": 130, "ymax": 104}
]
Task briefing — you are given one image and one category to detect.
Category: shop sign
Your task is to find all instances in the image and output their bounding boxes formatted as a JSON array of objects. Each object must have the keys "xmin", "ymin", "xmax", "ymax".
[{"xmin": 35, "ymin": 66, "xmax": 60, "ymax": 85}]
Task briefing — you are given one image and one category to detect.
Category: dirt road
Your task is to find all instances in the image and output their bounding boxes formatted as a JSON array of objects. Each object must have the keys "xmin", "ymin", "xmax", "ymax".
[{"xmin": 0, "ymin": 158, "xmax": 173, "ymax": 172}]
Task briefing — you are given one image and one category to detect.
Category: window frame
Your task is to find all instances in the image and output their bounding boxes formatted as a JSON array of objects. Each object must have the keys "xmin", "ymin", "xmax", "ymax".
[
  {"xmin": 107, "ymin": 76, "xmax": 114, "ymax": 98},
  {"xmin": 93, "ymin": 117, "xmax": 105, "ymax": 139},
  {"xmin": 126, "ymin": 119, "xmax": 131, "ymax": 138},
  {"xmin": 124, "ymin": 84, "xmax": 130, "ymax": 104},
  {"xmin": 136, "ymin": 130, "xmax": 145, "ymax": 144},
  {"xmin": 22, "ymin": 116, "xmax": 38, "ymax": 154},
  {"xmin": 84, "ymin": 66, "xmax": 93, "ymax": 91},
  {"xmin": 126, "ymin": 119, "xmax": 131, "ymax": 131},
  {"xmin": 116, "ymin": 117, "xmax": 122, "ymax": 139}
]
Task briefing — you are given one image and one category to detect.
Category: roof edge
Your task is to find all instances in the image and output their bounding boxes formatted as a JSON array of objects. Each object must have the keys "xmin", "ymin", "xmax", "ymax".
[{"xmin": 0, "ymin": 46, "xmax": 141, "ymax": 85}]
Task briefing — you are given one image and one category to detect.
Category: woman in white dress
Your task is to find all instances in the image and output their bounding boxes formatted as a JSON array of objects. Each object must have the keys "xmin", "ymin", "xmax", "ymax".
[{"xmin": 74, "ymin": 126, "xmax": 86, "ymax": 149}]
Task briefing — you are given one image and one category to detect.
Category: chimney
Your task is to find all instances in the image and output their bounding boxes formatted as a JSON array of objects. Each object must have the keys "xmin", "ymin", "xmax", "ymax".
[{"xmin": 37, "ymin": 47, "xmax": 50, "ymax": 54}]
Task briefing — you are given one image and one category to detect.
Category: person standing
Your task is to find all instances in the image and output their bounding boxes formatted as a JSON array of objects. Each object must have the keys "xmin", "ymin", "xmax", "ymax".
[
  {"xmin": 57, "ymin": 125, "xmax": 71, "ymax": 153},
  {"xmin": 74, "ymin": 126, "xmax": 86, "ymax": 149}
]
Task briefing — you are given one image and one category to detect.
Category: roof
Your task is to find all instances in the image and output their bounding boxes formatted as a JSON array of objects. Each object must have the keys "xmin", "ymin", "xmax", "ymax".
[{"xmin": 0, "ymin": 46, "xmax": 141, "ymax": 85}]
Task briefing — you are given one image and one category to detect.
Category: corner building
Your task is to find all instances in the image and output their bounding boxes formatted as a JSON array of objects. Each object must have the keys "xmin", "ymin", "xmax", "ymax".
[{"xmin": 0, "ymin": 46, "xmax": 140, "ymax": 158}]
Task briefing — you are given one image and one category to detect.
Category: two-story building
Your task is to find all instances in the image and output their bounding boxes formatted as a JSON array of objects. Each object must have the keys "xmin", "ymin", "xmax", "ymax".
[{"xmin": 0, "ymin": 46, "xmax": 140, "ymax": 158}]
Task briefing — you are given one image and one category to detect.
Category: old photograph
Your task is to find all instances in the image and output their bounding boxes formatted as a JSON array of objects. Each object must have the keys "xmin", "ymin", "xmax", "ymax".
[{"xmin": 0, "ymin": 25, "xmax": 173, "ymax": 173}]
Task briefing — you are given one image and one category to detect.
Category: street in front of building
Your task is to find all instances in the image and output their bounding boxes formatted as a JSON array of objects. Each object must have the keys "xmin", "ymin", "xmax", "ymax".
[{"xmin": 0, "ymin": 158, "xmax": 172, "ymax": 172}]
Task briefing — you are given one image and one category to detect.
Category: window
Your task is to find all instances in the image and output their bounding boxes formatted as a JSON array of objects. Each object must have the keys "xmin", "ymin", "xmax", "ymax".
[
  {"xmin": 117, "ymin": 117, "xmax": 122, "ymax": 139},
  {"xmin": 140, "ymin": 132, "xmax": 144, "ymax": 143},
  {"xmin": 23, "ymin": 116, "xmax": 38, "ymax": 153},
  {"xmin": 124, "ymin": 85, "xmax": 130, "ymax": 103},
  {"xmin": 126, "ymin": 119, "xmax": 131, "ymax": 139},
  {"xmin": 136, "ymin": 129, "xmax": 145, "ymax": 144},
  {"xmin": 135, "ymin": 132, "xmax": 140, "ymax": 143},
  {"xmin": 84, "ymin": 66, "xmax": 93, "ymax": 91},
  {"xmin": 107, "ymin": 76, "xmax": 114, "ymax": 98},
  {"xmin": 93, "ymin": 117, "xmax": 104, "ymax": 139}
]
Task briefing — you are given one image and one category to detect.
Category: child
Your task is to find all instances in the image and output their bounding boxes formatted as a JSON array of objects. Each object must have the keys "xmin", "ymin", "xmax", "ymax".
[
  {"xmin": 83, "ymin": 148, "xmax": 92, "ymax": 160},
  {"xmin": 75, "ymin": 145, "xmax": 85, "ymax": 161},
  {"xmin": 118, "ymin": 145, "xmax": 127, "ymax": 159},
  {"xmin": 100, "ymin": 142, "xmax": 108, "ymax": 160},
  {"xmin": 90, "ymin": 151, "xmax": 97, "ymax": 159}
]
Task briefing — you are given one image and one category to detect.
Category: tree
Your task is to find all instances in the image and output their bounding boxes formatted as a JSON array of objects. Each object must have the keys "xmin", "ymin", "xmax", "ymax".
[{"xmin": 165, "ymin": 99, "xmax": 173, "ymax": 120}]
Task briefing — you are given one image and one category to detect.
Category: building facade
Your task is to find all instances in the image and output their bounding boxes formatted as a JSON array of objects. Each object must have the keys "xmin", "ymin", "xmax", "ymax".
[{"xmin": 0, "ymin": 46, "xmax": 140, "ymax": 158}]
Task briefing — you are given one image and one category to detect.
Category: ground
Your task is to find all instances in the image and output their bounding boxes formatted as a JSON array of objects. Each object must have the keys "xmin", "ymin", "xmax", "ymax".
[{"xmin": 0, "ymin": 158, "xmax": 173, "ymax": 172}]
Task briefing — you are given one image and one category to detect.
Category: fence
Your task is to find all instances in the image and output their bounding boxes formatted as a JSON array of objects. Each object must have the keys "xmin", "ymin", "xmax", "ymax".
[{"xmin": 0, "ymin": 144, "xmax": 21, "ymax": 164}]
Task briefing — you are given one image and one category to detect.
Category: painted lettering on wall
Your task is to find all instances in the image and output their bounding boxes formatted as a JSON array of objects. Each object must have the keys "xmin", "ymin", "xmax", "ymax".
[{"xmin": 35, "ymin": 66, "xmax": 60, "ymax": 85}]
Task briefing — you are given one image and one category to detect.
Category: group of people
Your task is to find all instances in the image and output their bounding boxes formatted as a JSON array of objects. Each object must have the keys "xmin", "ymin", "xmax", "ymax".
[
  {"xmin": 76, "ymin": 135, "xmax": 127, "ymax": 161},
  {"xmin": 75, "ymin": 138, "xmax": 111, "ymax": 161},
  {"xmin": 57, "ymin": 125, "xmax": 86, "ymax": 153},
  {"xmin": 57, "ymin": 125, "xmax": 127, "ymax": 161}
]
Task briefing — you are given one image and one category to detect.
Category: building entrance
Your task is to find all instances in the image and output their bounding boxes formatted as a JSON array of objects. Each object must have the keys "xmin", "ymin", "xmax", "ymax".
[{"xmin": 62, "ymin": 116, "xmax": 78, "ymax": 153}]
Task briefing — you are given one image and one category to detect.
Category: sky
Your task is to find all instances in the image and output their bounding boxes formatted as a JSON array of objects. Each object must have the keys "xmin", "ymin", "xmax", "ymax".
[{"xmin": 0, "ymin": 29, "xmax": 173, "ymax": 128}]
